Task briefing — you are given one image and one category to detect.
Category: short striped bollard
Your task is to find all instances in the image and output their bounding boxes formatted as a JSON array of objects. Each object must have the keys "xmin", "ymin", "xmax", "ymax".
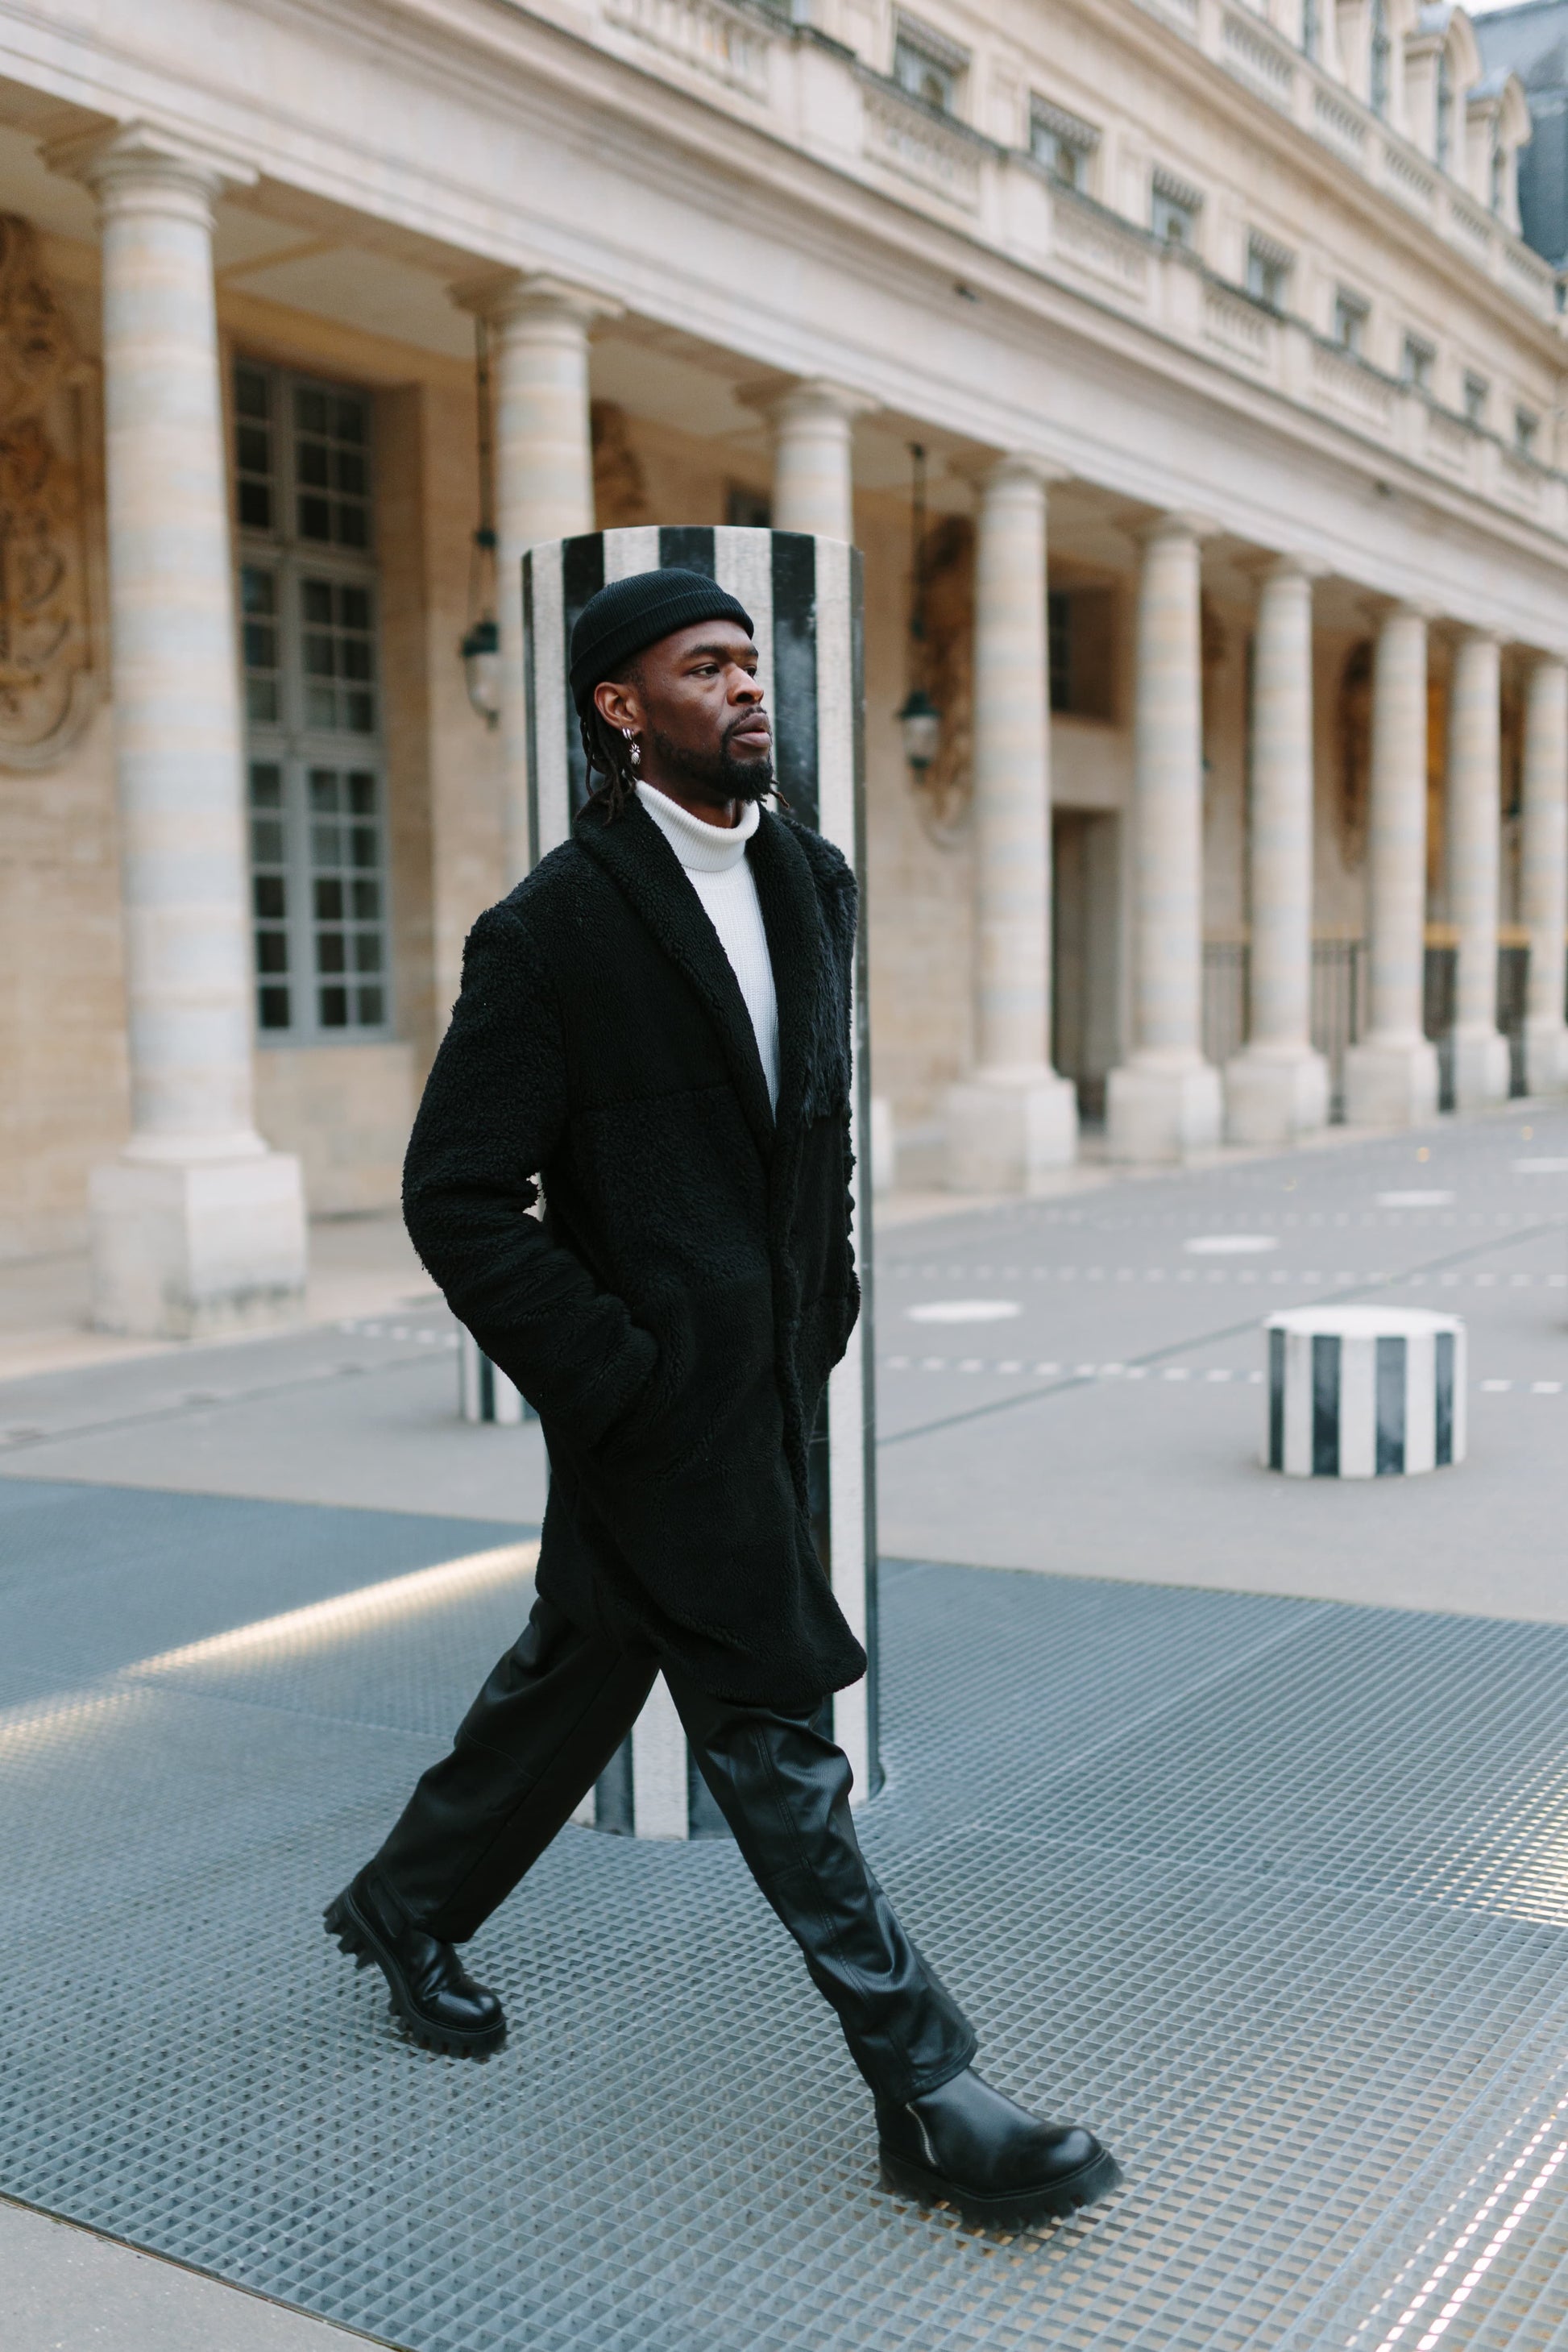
[
  {"xmin": 457, "ymin": 1329, "xmax": 531, "ymax": 1425},
  {"xmin": 1264, "ymin": 1305, "xmax": 1466, "ymax": 1478}
]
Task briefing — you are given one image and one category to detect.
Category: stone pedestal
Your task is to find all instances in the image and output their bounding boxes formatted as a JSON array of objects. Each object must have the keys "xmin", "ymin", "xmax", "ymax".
[
  {"xmin": 69, "ymin": 124, "xmax": 305, "ymax": 1338},
  {"xmin": 1224, "ymin": 1043, "xmax": 1330, "ymax": 1145},
  {"xmin": 946, "ymin": 1072, "xmax": 1079, "ymax": 1193},
  {"xmin": 1447, "ymin": 630, "xmax": 1508, "ymax": 1111},
  {"xmin": 1108, "ymin": 515, "xmax": 1220, "ymax": 1162},
  {"xmin": 1343, "ymin": 604, "xmax": 1438, "ymax": 1130},
  {"xmin": 89, "ymin": 1150, "xmax": 306, "ymax": 1341},
  {"xmin": 1105, "ymin": 1056, "xmax": 1223, "ymax": 1161},
  {"xmin": 1225, "ymin": 557, "xmax": 1328, "ymax": 1143},
  {"xmin": 1520, "ymin": 657, "xmax": 1568, "ymax": 1096},
  {"xmin": 944, "ymin": 455, "xmax": 1077, "ymax": 1188}
]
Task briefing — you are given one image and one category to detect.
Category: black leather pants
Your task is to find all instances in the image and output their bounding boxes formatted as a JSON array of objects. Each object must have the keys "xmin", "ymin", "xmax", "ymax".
[{"xmin": 371, "ymin": 1594, "xmax": 977, "ymax": 2104}]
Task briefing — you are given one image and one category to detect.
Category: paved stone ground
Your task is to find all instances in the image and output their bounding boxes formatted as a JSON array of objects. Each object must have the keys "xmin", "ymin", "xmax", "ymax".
[{"xmin": 2, "ymin": 1101, "xmax": 1567, "ymax": 2349}]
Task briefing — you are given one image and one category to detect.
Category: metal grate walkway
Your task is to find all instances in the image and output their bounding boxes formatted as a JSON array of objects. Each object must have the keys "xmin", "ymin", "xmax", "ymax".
[{"xmin": 2, "ymin": 1479, "xmax": 1567, "ymax": 2349}]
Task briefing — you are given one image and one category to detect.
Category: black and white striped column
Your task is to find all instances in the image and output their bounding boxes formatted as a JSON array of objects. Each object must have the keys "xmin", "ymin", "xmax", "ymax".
[
  {"xmin": 1264, "ymin": 1306, "xmax": 1466, "ymax": 1477},
  {"xmin": 522, "ymin": 525, "xmax": 878, "ymax": 1835},
  {"xmin": 456, "ymin": 1330, "xmax": 530, "ymax": 1425}
]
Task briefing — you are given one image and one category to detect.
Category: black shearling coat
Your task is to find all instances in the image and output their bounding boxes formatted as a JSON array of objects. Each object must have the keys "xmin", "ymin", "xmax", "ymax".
[{"xmin": 402, "ymin": 794, "xmax": 867, "ymax": 1711}]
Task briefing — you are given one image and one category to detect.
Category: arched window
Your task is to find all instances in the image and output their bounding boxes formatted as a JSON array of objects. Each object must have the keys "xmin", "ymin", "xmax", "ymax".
[
  {"xmin": 1435, "ymin": 50, "xmax": 1451, "ymax": 169},
  {"xmin": 1491, "ymin": 125, "xmax": 1506, "ymax": 213},
  {"xmin": 1369, "ymin": 0, "xmax": 1391, "ymax": 116}
]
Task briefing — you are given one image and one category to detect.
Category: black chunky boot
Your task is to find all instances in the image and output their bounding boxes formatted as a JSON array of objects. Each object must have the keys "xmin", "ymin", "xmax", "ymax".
[
  {"xmin": 878, "ymin": 2067, "xmax": 1121, "ymax": 2229},
  {"xmin": 325, "ymin": 1868, "xmax": 506, "ymax": 2056}
]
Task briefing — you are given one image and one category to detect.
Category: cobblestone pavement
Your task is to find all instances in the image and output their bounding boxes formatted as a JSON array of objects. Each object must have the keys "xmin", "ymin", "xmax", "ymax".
[{"xmin": 2, "ymin": 1103, "xmax": 1566, "ymax": 2348}]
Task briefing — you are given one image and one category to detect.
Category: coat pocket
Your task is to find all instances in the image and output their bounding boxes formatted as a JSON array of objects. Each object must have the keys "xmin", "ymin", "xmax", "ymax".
[{"xmin": 599, "ymin": 1270, "xmax": 778, "ymax": 1483}]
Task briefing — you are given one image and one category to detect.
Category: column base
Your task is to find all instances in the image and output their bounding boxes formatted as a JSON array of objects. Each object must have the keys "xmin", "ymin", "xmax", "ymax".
[
  {"xmin": 1105, "ymin": 1055, "xmax": 1222, "ymax": 1164},
  {"xmin": 89, "ymin": 1147, "xmax": 308, "ymax": 1339},
  {"xmin": 944, "ymin": 1071, "xmax": 1078, "ymax": 1193},
  {"xmin": 1523, "ymin": 1017, "xmax": 1568, "ymax": 1097},
  {"xmin": 1342, "ymin": 1033, "xmax": 1441, "ymax": 1129},
  {"xmin": 1451, "ymin": 1024, "xmax": 1511, "ymax": 1112},
  {"xmin": 1223, "ymin": 1043, "xmax": 1330, "ymax": 1146}
]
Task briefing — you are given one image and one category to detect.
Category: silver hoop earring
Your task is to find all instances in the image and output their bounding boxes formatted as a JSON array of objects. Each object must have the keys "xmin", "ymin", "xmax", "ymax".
[{"xmin": 621, "ymin": 728, "xmax": 641, "ymax": 773}]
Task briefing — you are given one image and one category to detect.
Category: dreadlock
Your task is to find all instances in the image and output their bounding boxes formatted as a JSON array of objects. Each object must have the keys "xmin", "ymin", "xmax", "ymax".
[
  {"xmin": 580, "ymin": 702, "xmax": 639, "ymax": 823},
  {"xmin": 579, "ymin": 660, "xmax": 645, "ymax": 822}
]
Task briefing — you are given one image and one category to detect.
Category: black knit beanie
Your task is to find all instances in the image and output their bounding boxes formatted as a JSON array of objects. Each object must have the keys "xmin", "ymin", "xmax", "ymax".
[{"xmin": 569, "ymin": 567, "xmax": 753, "ymax": 719}]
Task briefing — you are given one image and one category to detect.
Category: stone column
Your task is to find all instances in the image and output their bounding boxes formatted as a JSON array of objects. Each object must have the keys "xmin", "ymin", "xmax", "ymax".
[
  {"xmin": 1520, "ymin": 655, "xmax": 1568, "ymax": 1094},
  {"xmin": 945, "ymin": 456, "xmax": 1077, "ymax": 1190},
  {"xmin": 765, "ymin": 381, "xmax": 872, "ymax": 542},
  {"xmin": 66, "ymin": 124, "xmax": 305, "ymax": 1338},
  {"xmin": 1342, "ymin": 604, "xmax": 1441, "ymax": 1125},
  {"xmin": 1106, "ymin": 515, "xmax": 1223, "ymax": 1161},
  {"xmin": 1225, "ymin": 557, "xmax": 1329, "ymax": 1142},
  {"xmin": 1446, "ymin": 629, "xmax": 1509, "ymax": 1110},
  {"xmin": 458, "ymin": 272, "xmax": 615, "ymax": 881}
]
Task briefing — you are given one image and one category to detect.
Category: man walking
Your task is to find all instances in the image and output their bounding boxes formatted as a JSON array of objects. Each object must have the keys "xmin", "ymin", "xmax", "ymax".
[{"xmin": 326, "ymin": 567, "xmax": 1121, "ymax": 2230}]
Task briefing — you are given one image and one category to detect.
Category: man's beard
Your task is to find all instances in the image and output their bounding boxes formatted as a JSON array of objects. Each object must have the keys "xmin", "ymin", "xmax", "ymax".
[{"xmin": 649, "ymin": 722, "xmax": 774, "ymax": 807}]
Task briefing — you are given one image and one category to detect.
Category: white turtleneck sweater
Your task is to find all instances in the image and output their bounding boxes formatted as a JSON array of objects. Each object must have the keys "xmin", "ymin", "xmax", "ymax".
[{"xmin": 636, "ymin": 782, "xmax": 779, "ymax": 1112}]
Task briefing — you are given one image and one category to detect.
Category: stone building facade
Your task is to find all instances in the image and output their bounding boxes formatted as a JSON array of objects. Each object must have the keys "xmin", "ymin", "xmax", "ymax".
[{"xmin": 1, "ymin": 0, "xmax": 1566, "ymax": 1330}]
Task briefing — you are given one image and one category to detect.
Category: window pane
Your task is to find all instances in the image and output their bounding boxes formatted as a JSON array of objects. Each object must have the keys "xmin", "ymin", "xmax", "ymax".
[
  {"xmin": 251, "ymin": 817, "xmax": 285, "ymax": 863},
  {"xmin": 351, "ymin": 880, "xmax": 380, "ymax": 919},
  {"xmin": 249, "ymin": 764, "xmax": 283, "ymax": 807},
  {"xmin": 303, "ymin": 579, "xmax": 333, "ymax": 623},
  {"xmin": 297, "ymin": 440, "xmax": 330, "ymax": 487},
  {"xmin": 312, "ymin": 822, "xmax": 342, "ymax": 865},
  {"xmin": 235, "ymin": 367, "xmax": 270, "ymax": 421},
  {"xmin": 254, "ymin": 874, "xmax": 286, "ymax": 919},
  {"xmin": 355, "ymin": 933, "xmax": 383, "ymax": 973},
  {"xmin": 315, "ymin": 877, "xmax": 344, "ymax": 920},
  {"xmin": 340, "ymin": 586, "xmax": 370, "ymax": 630},
  {"xmin": 356, "ymin": 985, "xmax": 384, "ymax": 1025},
  {"xmin": 319, "ymin": 985, "xmax": 348, "ymax": 1027},
  {"xmin": 259, "ymin": 985, "xmax": 292, "ymax": 1029},
  {"xmin": 295, "ymin": 388, "xmax": 328, "ymax": 433},
  {"xmin": 257, "ymin": 931, "xmax": 289, "ymax": 974},
  {"xmin": 348, "ymin": 773, "xmax": 376, "ymax": 815},
  {"xmin": 305, "ymin": 686, "xmax": 336, "ymax": 729},
  {"xmin": 298, "ymin": 494, "xmax": 332, "ymax": 541},
  {"xmin": 317, "ymin": 931, "xmax": 346, "ymax": 974},
  {"xmin": 309, "ymin": 770, "xmax": 341, "ymax": 811}
]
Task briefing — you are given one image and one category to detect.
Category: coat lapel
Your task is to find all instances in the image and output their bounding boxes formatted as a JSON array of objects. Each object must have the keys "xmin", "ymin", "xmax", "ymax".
[
  {"xmin": 748, "ymin": 808, "xmax": 828, "ymax": 1138},
  {"xmin": 575, "ymin": 796, "xmax": 776, "ymax": 1160}
]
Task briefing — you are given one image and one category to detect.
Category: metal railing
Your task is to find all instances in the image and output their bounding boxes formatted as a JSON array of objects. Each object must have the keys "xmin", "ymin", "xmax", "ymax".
[{"xmin": 1202, "ymin": 937, "xmax": 1540, "ymax": 1119}]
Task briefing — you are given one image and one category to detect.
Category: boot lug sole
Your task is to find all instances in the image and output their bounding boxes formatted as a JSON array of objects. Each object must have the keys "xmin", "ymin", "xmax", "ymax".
[
  {"xmin": 323, "ymin": 1892, "xmax": 507, "ymax": 2057},
  {"xmin": 878, "ymin": 2143, "xmax": 1122, "ymax": 2230}
]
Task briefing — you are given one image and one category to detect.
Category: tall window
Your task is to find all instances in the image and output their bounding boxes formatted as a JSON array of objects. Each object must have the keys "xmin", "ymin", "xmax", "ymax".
[
  {"xmin": 1030, "ymin": 99, "xmax": 1098, "ymax": 192},
  {"xmin": 892, "ymin": 17, "xmax": 966, "ymax": 113},
  {"xmin": 1300, "ymin": 0, "xmax": 1319, "ymax": 61},
  {"xmin": 1369, "ymin": 0, "xmax": 1391, "ymax": 118},
  {"xmin": 1247, "ymin": 234, "xmax": 1292, "ymax": 309},
  {"xmin": 1151, "ymin": 169, "xmax": 1202, "ymax": 249},
  {"xmin": 234, "ymin": 363, "xmax": 391, "ymax": 1042},
  {"xmin": 1491, "ymin": 128, "xmax": 1507, "ymax": 214},
  {"xmin": 1400, "ymin": 334, "xmax": 1435, "ymax": 394},
  {"xmin": 1333, "ymin": 288, "xmax": 1370, "ymax": 355},
  {"xmin": 1435, "ymin": 52, "xmax": 1452, "ymax": 170}
]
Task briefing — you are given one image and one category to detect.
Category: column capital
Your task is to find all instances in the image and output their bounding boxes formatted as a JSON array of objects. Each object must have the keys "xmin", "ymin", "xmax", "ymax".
[
  {"xmin": 45, "ymin": 119, "xmax": 258, "ymax": 206},
  {"xmin": 1236, "ymin": 549, "xmax": 1326, "ymax": 589},
  {"xmin": 1359, "ymin": 593, "xmax": 1437, "ymax": 628},
  {"xmin": 450, "ymin": 266, "xmax": 621, "ymax": 331},
  {"xmin": 737, "ymin": 375, "xmax": 877, "ymax": 427},
  {"xmin": 1129, "ymin": 507, "xmax": 1219, "ymax": 548},
  {"xmin": 956, "ymin": 450, "xmax": 1071, "ymax": 495}
]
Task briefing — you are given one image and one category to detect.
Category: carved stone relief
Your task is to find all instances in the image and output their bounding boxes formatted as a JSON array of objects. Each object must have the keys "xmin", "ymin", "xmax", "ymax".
[{"xmin": 0, "ymin": 214, "xmax": 97, "ymax": 770}]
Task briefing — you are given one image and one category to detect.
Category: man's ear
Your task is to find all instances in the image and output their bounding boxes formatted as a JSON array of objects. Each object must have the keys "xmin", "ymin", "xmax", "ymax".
[{"xmin": 595, "ymin": 676, "xmax": 640, "ymax": 732}]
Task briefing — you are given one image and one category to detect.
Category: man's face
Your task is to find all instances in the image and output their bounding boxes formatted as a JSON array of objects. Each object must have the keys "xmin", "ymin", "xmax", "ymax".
[{"xmin": 595, "ymin": 619, "xmax": 774, "ymax": 808}]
